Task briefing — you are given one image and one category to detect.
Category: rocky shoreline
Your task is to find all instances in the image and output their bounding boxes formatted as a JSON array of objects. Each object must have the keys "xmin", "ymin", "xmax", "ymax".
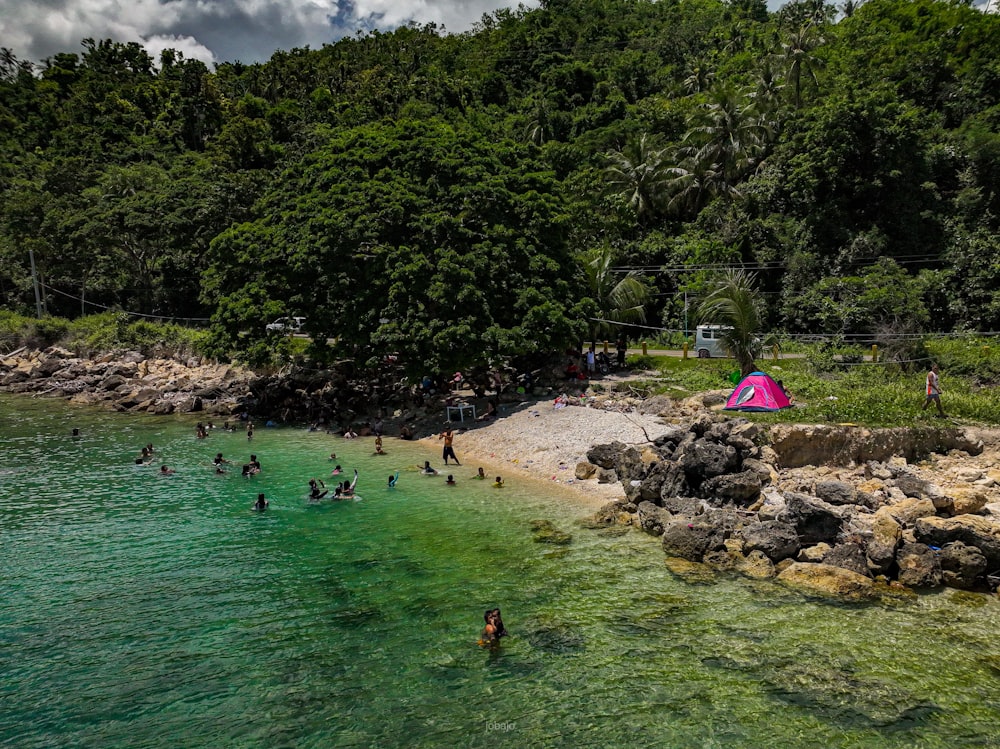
[
  {"xmin": 6, "ymin": 346, "xmax": 1000, "ymax": 601},
  {"xmin": 578, "ymin": 411, "xmax": 1000, "ymax": 600}
]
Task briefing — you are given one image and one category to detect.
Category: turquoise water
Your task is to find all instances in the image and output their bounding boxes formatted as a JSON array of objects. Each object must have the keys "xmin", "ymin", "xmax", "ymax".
[{"xmin": 2, "ymin": 395, "xmax": 1000, "ymax": 748}]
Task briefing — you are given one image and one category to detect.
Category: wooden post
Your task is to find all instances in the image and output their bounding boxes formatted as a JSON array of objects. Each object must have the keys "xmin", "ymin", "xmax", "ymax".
[
  {"xmin": 642, "ymin": 341, "xmax": 648, "ymax": 356},
  {"xmin": 683, "ymin": 341, "xmax": 688, "ymax": 359},
  {"xmin": 871, "ymin": 344, "xmax": 878, "ymax": 363}
]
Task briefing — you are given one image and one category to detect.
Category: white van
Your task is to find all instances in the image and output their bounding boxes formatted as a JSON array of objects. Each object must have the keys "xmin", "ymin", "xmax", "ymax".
[{"xmin": 694, "ymin": 324, "xmax": 732, "ymax": 358}]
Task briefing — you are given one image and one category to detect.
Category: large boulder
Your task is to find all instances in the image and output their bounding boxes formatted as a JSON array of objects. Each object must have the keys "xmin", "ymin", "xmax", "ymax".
[
  {"xmin": 636, "ymin": 501, "xmax": 671, "ymax": 537},
  {"xmin": 938, "ymin": 542, "xmax": 987, "ymax": 590},
  {"xmin": 776, "ymin": 562, "xmax": 884, "ymax": 601},
  {"xmin": 885, "ymin": 498, "xmax": 937, "ymax": 528},
  {"xmin": 586, "ymin": 442, "xmax": 624, "ymax": 470},
  {"xmin": 896, "ymin": 543, "xmax": 943, "ymax": 588},
  {"xmin": 914, "ymin": 515, "xmax": 1000, "ymax": 568},
  {"xmin": 740, "ymin": 521, "xmax": 800, "ymax": 562},
  {"xmin": 822, "ymin": 543, "xmax": 872, "ymax": 578},
  {"xmin": 700, "ymin": 469, "xmax": 763, "ymax": 504},
  {"xmin": 736, "ymin": 549, "xmax": 776, "ymax": 579},
  {"xmin": 814, "ymin": 480, "xmax": 857, "ymax": 506},
  {"xmin": 680, "ymin": 441, "xmax": 739, "ymax": 482},
  {"xmin": 867, "ymin": 508, "xmax": 902, "ymax": 574},
  {"xmin": 783, "ymin": 492, "xmax": 845, "ymax": 544},
  {"xmin": 661, "ymin": 519, "xmax": 727, "ymax": 562},
  {"xmin": 575, "ymin": 462, "xmax": 597, "ymax": 480}
]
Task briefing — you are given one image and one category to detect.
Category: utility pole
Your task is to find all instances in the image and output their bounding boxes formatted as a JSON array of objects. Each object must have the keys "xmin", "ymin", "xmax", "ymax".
[{"xmin": 28, "ymin": 249, "xmax": 43, "ymax": 318}]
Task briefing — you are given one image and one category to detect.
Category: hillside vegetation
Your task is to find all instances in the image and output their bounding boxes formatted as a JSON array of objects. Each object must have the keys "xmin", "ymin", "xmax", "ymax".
[{"xmin": 1, "ymin": 0, "xmax": 998, "ymax": 375}]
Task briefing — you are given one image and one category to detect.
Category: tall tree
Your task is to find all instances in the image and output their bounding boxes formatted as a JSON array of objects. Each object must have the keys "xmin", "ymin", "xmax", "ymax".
[{"xmin": 698, "ymin": 268, "xmax": 767, "ymax": 376}]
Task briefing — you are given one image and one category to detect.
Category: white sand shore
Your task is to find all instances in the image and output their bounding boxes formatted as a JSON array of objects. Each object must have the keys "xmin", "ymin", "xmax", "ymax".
[{"xmin": 422, "ymin": 402, "xmax": 670, "ymax": 506}]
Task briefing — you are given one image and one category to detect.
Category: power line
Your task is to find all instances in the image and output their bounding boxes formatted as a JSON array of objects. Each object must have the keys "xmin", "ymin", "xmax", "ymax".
[{"xmin": 40, "ymin": 283, "xmax": 211, "ymax": 323}]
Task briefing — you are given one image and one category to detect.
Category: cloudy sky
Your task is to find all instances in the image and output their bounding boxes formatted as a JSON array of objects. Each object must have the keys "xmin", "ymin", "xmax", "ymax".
[{"xmin": 1, "ymin": 0, "xmax": 542, "ymax": 67}]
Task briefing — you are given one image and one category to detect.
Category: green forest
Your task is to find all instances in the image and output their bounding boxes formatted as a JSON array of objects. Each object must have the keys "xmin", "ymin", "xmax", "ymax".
[{"xmin": 1, "ymin": 0, "xmax": 998, "ymax": 375}]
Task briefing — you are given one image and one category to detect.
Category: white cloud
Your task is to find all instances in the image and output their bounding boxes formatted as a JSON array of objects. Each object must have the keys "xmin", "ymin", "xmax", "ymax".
[{"xmin": 0, "ymin": 0, "xmax": 535, "ymax": 67}]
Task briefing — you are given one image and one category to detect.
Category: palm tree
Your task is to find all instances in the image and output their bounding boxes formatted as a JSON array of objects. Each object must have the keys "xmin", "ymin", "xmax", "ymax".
[
  {"xmin": 665, "ymin": 148, "xmax": 740, "ymax": 219},
  {"xmin": 782, "ymin": 24, "xmax": 824, "ymax": 108},
  {"xmin": 582, "ymin": 243, "xmax": 651, "ymax": 341},
  {"xmin": 697, "ymin": 268, "xmax": 767, "ymax": 377},
  {"xmin": 604, "ymin": 133, "xmax": 670, "ymax": 224},
  {"xmin": 686, "ymin": 86, "xmax": 768, "ymax": 188}
]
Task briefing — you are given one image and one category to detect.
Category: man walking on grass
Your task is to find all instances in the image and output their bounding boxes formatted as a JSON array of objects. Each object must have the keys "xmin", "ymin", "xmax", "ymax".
[{"xmin": 922, "ymin": 364, "xmax": 946, "ymax": 417}]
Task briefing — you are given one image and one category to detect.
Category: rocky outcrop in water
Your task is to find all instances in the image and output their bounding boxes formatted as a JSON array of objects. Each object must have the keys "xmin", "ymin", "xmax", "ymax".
[{"xmin": 581, "ymin": 416, "xmax": 1000, "ymax": 599}]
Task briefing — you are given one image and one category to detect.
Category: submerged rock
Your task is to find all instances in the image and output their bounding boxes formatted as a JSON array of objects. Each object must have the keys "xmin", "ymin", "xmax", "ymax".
[
  {"xmin": 776, "ymin": 562, "xmax": 883, "ymax": 601},
  {"xmin": 529, "ymin": 519, "xmax": 572, "ymax": 545}
]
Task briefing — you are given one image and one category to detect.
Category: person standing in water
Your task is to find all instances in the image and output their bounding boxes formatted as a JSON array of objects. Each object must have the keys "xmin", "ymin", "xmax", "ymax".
[
  {"xmin": 439, "ymin": 428, "xmax": 460, "ymax": 466},
  {"xmin": 253, "ymin": 493, "xmax": 268, "ymax": 511}
]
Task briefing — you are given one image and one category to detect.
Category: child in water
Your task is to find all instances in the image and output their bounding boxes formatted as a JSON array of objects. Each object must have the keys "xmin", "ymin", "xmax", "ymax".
[
  {"xmin": 446, "ymin": 475, "xmax": 456, "ymax": 486},
  {"xmin": 492, "ymin": 476, "xmax": 505, "ymax": 488},
  {"xmin": 253, "ymin": 493, "xmax": 268, "ymax": 511},
  {"xmin": 388, "ymin": 472, "xmax": 399, "ymax": 488},
  {"xmin": 478, "ymin": 608, "xmax": 508, "ymax": 649}
]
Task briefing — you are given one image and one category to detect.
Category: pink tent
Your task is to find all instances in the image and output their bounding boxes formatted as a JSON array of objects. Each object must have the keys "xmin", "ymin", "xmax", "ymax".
[{"xmin": 724, "ymin": 371, "xmax": 791, "ymax": 412}]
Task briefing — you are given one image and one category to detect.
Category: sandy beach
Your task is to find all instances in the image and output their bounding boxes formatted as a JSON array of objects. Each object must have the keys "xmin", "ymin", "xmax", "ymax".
[{"xmin": 421, "ymin": 401, "xmax": 670, "ymax": 507}]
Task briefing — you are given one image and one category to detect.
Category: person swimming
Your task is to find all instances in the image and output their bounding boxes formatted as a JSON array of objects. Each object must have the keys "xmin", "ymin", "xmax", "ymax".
[
  {"xmin": 373, "ymin": 436, "xmax": 386, "ymax": 455},
  {"xmin": 253, "ymin": 493, "xmax": 268, "ymax": 511},
  {"xmin": 249, "ymin": 454, "xmax": 261, "ymax": 474},
  {"xmin": 159, "ymin": 465, "xmax": 175, "ymax": 475},
  {"xmin": 493, "ymin": 476, "xmax": 504, "ymax": 488},
  {"xmin": 446, "ymin": 474, "xmax": 456, "ymax": 486},
  {"xmin": 388, "ymin": 472, "xmax": 399, "ymax": 488},
  {"xmin": 478, "ymin": 608, "xmax": 508, "ymax": 649},
  {"xmin": 331, "ymin": 464, "xmax": 343, "ymax": 476},
  {"xmin": 308, "ymin": 479, "xmax": 328, "ymax": 500},
  {"xmin": 341, "ymin": 469, "xmax": 359, "ymax": 498},
  {"xmin": 421, "ymin": 461, "xmax": 438, "ymax": 475},
  {"xmin": 474, "ymin": 467, "xmax": 486, "ymax": 480}
]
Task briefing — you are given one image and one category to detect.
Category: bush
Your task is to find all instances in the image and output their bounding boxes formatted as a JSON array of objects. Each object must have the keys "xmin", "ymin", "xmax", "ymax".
[{"xmin": 925, "ymin": 337, "xmax": 1000, "ymax": 385}]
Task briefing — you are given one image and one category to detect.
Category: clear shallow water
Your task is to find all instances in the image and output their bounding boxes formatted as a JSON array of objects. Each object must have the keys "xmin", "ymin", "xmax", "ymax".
[{"xmin": 2, "ymin": 395, "xmax": 1000, "ymax": 748}]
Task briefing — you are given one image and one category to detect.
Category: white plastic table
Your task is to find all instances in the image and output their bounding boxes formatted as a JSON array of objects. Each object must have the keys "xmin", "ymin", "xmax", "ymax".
[{"xmin": 445, "ymin": 404, "xmax": 476, "ymax": 422}]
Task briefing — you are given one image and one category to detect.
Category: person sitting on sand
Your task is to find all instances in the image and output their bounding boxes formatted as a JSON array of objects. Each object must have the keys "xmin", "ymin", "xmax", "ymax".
[
  {"xmin": 446, "ymin": 474, "xmax": 456, "ymax": 486},
  {"xmin": 253, "ymin": 493, "xmax": 268, "ymax": 511},
  {"xmin": 421, "ymin": 461, "xmax": 439, "ymax": 476},
  {"xmin": 492, "ymin": 476, "xmax": 505, "ymax": 488},
  {"xmin": 308, "ymin": 479, "xmax": 328, "ymax": 500},
  {"xmin": 159, "ymin": 465, "xmax": 175, "ymax": 475}
]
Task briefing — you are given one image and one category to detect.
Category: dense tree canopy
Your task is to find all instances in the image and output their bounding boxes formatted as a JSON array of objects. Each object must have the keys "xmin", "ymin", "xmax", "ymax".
[{"xmin": 1, "ymin": 0, "xmax": 999, "ymax": 371}]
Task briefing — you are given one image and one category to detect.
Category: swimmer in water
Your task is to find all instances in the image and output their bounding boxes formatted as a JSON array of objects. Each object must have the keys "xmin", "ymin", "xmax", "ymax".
[
  {"xmin": 388, "ymin": 472, "xmax": 399, "ymax": 488},
  {"xmin": 373, "ymin": 435, "xmax": 386, "ymax": 455},
  {"xmin": 493, "ymin": 476, "xmax": 504, "ymax": 488},
  {"xmin": 421, "ymin": 461, "xmax": 438, "ymax": 476},
  {"xmin": 253, "ymin": 493, "xmax": 268, "ymax": 511},
  {"xmin": 474, "ymin": 467, "xmax": 486, "ymax": 480},
  {"xmin": 478, "ymin": 608, "xmax": 508, "ymax": 649},
  {"xmin": 331, "ymin": 464, "xmax": 342, "ymax": 476},
  {"xmin": 159, "ymin": 465, "xmax": 175, "ymax": 475},
  {"xmin": 341, "ymin": 469, "xmax": 359, "ymax": 498},
  {"xmin": 308, "ymin": 479, "xmax": 328, "ymax": 500},
  {"xmin": 446, "ymin": 474, "xmax": 456, "ymax": 486},
  {"xmin": 249, "ymin": 454, "xmax": 261, "ymax": 474}
]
